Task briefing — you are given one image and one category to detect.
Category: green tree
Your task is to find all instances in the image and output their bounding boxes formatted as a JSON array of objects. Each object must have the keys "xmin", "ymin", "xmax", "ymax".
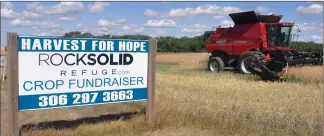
[{"xmin": 61, "ymin": 31, "xmax": 322, "ymax": 53}]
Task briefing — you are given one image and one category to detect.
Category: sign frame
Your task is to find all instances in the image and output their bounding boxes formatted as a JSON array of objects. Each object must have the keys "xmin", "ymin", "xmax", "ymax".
[{"xmin": 1, "ymin": 32, "xmax": 156, "ymax": 136}]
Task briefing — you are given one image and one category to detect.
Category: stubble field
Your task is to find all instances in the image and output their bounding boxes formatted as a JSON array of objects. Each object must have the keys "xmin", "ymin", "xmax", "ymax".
[{"xmin": 1, "ymin": 53, "xmax": 323, "ymax": 136}]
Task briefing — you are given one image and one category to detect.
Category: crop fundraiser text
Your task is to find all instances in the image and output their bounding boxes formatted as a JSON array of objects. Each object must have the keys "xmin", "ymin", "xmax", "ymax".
[{"xmin": 17, "ymin": 36, "xmax": 149, "ymax": 111}]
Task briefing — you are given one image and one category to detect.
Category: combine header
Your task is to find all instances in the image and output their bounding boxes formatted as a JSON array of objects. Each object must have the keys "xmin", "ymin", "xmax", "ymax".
[{"xmin": 202, "ymin": 11, "xmax": 323, "ymax": 80}]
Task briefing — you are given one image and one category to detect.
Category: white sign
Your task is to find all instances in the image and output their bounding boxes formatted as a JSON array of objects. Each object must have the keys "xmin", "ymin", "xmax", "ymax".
[
  {"xmin": 1, "ymin": 56, "xmax": 6, "ymax": 67},
  {"xmin": 17, "ymin": 36, "xmax": 149, "ymax": 111}
]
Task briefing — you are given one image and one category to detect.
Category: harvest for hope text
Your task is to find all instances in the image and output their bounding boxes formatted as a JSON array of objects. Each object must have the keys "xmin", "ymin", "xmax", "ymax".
[{"xmin": 19, "ymin": 37, "xmax": 148, "ymax": 52}]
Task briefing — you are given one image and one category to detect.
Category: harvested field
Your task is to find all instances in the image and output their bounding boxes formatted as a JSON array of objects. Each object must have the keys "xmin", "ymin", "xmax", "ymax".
[
  {"xmin": 285, "ymin": 66, "xmax": 323, "ymax": 83},
  {"xmin": 156, "ymin": 53, "xmax": 323, "ymax": 83}
]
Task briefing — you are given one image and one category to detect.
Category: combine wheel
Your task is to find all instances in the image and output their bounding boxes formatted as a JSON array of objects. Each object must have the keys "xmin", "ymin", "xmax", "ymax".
[
  {"xmin": 208, "ymin": 57, "xmax": 225, "ymax": 72},
  {"xmin": 237, "ymin": 51, "xmax": 265, "ymax": 74}
]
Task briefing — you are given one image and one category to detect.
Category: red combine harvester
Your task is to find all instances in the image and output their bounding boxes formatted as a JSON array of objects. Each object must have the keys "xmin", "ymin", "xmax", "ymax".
[{"xmin": 202, "ymin": 11, "xmax": 323, "ymax": 80}]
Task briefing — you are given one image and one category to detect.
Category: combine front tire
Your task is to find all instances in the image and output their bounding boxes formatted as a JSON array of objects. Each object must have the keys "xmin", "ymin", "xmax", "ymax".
[
  {"xmin": 237, "ymin": 51, "xmax": 265, "ymax": 74},
  {"xmin": 208, "ymin": 57, "xmax": 225, "ymax": 72}
]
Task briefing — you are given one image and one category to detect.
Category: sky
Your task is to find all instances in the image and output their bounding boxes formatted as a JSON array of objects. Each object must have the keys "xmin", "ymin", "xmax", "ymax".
[{"xmin": 1, "ymin": 1, "xmax": 323, "ymax": 46}]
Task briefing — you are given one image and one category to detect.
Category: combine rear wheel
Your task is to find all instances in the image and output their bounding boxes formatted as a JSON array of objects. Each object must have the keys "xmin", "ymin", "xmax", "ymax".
[
  {"xmin": 237, "ymin": 51, "xmax": 265, "ymax": 74},
  {"xmin": 208, "ymin": 57, "xmax": 225, "ymax": 72}
]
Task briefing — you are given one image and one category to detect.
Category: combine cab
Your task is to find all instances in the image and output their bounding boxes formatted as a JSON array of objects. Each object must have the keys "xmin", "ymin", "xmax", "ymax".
[{"xmin": 203, "ymin": 11, "xmax": 323, "ymax": 80}]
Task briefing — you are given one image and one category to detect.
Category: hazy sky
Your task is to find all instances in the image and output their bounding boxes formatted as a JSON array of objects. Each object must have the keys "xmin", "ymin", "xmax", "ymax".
[{"xmin": 1, "ymin": 1, "xmax": 323, "ymax": 46}]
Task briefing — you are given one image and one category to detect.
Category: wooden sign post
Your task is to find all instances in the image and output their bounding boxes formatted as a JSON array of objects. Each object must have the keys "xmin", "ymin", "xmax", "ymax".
[
  {"xmin": 146, "ymin": 39, "xmax": 157, "ymax": 123},
  {"xmin": 1, "ymin": 32, "xmax": 19, "ymax": 136}
]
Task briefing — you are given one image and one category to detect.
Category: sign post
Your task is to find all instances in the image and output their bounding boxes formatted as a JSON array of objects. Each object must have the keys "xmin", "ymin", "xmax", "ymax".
[
  {"xmin": 146, "ymin": 39, "xmax": 157, "ymax": 123},
  {"xmin": 1, "ymin": 32, "xmax": 156, "ymax": 136},
  {"xmin": 2, "ymin": 32, "xmax": 19, "ymax": 136}
]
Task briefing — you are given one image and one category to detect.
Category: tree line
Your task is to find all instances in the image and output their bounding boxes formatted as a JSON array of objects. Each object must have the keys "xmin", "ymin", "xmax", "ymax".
[
  {"xmin": 62, "ymin": 31, "xmax": 323, "ymax": 53},
  {"xmin": 289, "ymin": 42, "xmax": 323, "ymax": 53}
]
